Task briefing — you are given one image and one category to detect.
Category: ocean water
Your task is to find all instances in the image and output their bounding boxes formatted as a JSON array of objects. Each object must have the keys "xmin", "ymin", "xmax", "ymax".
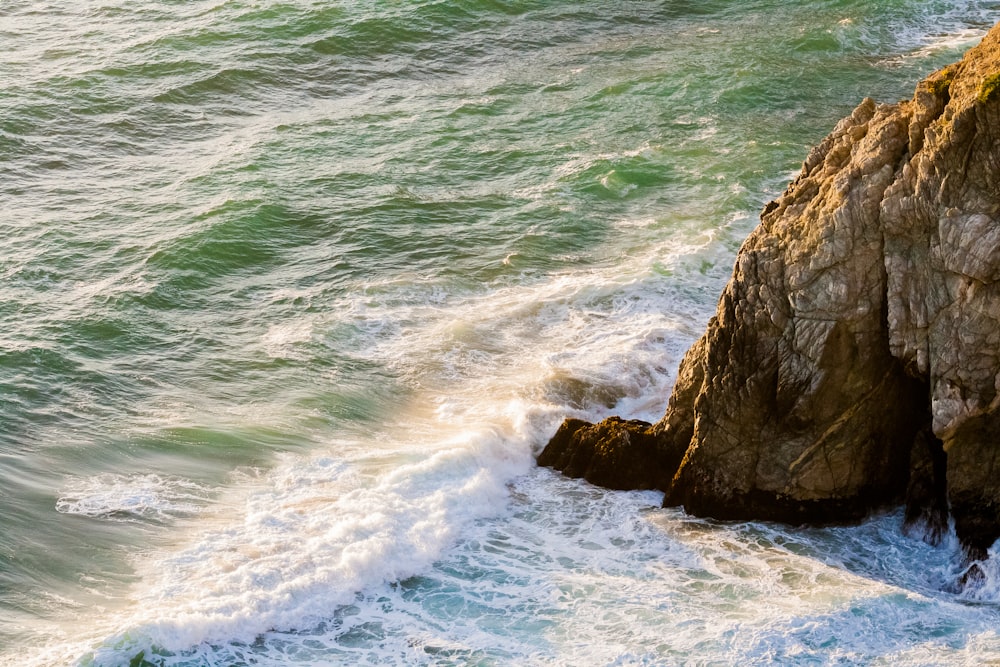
[{"xmin": 2, "ymin": 1, "xmax": 1000, "ymax": 665}]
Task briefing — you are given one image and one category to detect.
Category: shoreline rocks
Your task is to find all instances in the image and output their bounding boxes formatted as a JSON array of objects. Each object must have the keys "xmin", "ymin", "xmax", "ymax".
[{"xmin": 539, "ymin": 22, "xmax": 1000, "ymax": 558}]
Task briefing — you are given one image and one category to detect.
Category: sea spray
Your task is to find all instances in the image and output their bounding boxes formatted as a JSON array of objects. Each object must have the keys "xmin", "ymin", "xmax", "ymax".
[
  {"xmin": 80, "ymin": 476, "xmax": 1000, "ymax": 666},
  {"xmin": 56, "ymin": 474, "xmax": 211, "ymax": 524},
  {"xmin": 71, "ymin": 428, "xmax": 527, "ymax": 659}
]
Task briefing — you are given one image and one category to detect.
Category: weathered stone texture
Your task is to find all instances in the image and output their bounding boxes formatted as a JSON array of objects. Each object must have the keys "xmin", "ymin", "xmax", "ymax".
[{"xmin": 662, "ymin": 96, "xmax": 928, "ymax": 524}]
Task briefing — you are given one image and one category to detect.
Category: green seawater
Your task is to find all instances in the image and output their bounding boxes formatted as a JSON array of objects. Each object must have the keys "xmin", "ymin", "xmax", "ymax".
[{"xmin": 2, "ymin": 1, "xmax": 999, "ymax": 665}]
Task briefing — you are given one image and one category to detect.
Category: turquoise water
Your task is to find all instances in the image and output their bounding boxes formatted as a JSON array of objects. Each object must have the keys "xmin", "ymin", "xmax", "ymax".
[{"xmin": 2, "ymin": 1, "xmax": 1000, "ymax": 665}]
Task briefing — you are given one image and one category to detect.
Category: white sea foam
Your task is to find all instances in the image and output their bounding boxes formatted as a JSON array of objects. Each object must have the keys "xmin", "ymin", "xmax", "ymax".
[
  {"xmin": 63, "ymin": 469, "xmax": 1000, "ymax": 666},
  {"xmin": 879, "ymin": 2, "xmax": 996, "ymax": 64},
  {"xmin": 261, "ymin": 318, "xmax": 315, "ymax": 358},
  {"xmin": 910, "ymin": 27, "xmax": 990, "ymax": 57},
  {"xmin": 334, "ymin": 228, "xmax": 726, "ymax": 430},
  {"xmin": 55, "ymin": 474, "xmax": 210, "ymax": 523},
  {"xmin": 68, "ymin": 426, "xmax": 534, "ymax": 664}
]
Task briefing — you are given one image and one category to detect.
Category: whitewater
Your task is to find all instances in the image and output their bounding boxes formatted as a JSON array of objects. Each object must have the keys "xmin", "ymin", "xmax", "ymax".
[{"xmin": 2, "ymin": 1, "xmax": 1000, "ymax": 665}]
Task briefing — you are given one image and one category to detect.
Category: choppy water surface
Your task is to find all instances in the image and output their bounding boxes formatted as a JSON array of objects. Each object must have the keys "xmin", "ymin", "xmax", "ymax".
[{"xmin": 2, "ymin": 1, "xmax": 1000, "ymax": 665}]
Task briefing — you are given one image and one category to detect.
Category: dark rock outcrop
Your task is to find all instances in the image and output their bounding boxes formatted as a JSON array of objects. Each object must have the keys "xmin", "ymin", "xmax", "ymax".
[
  {"xmin": 539, "ymin": 22, "xmax": 1000, "ymax": 555},
  {"xmin": 536, "ymin": 417, "xmax": 675, "ymax": 491}
]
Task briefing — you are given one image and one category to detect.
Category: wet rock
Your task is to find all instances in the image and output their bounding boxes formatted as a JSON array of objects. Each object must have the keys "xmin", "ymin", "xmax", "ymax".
[{"xmin": 537, "ymin": 417, "xmax": 676, "ymax": 491}]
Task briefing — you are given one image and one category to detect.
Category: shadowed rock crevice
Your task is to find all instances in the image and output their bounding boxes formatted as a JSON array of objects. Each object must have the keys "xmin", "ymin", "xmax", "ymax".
[
  {"xmin": 902, "ymin": 408, "xmax": 949, "ymax": 546},
  {"xmin": 538, "ymin": 22, "xmax": 1000, "ymax": 556}
]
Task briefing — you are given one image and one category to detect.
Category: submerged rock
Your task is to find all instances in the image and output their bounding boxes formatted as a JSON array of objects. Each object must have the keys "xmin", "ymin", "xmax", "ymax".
[{"xmin": 539, "ymin": 22, "xmax": 1000, "ymax": 555}]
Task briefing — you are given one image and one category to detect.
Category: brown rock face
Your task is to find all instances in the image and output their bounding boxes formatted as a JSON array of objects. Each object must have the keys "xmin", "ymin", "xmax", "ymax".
[
  {"xmin": 661, "ymin": 94, "xmax": 931, "ymax": 526},
  {"xmin": 536, "ymin": 417, "xmax": 676, "ymax": 491},
  {"xmin": 539, "ymin": 23, "xmax": 1000, "ymax": 554}
]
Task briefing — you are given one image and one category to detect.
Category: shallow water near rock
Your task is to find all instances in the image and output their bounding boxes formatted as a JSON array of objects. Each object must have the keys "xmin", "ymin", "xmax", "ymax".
[{"xmin": 3, "ymin": 1, "xmax": 1000, "ymax": 665}]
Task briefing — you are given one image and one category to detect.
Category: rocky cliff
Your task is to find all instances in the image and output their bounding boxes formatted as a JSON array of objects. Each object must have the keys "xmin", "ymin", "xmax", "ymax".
[{"xmin": 539, "ymin": 22, "xmax": 1000, "ymax": 558}]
